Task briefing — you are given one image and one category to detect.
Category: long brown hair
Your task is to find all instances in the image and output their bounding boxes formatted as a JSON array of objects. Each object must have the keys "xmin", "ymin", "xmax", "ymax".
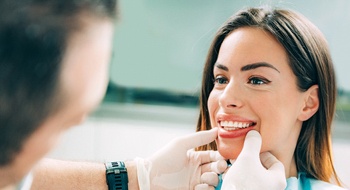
[{"xmin": 196, "ymin": 6, "xmax": 340, "ymax": 185}]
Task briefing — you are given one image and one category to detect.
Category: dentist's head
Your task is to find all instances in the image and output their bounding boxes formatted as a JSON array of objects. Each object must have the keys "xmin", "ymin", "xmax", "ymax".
[{"xmin": 0, "ymin": 0, "xmax": 117, "ymax": 186}]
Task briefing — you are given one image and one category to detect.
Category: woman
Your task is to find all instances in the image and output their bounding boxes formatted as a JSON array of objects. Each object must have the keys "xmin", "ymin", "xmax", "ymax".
[{"xmin": 196, "ymin": 6, "xmax": 345, "ymax": 188}]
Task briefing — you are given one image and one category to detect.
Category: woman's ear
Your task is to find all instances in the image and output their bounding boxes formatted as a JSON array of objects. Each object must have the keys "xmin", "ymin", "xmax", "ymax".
[{"xmin": 298, "ymin": 85, "xmax": 319, "ymax": 121}]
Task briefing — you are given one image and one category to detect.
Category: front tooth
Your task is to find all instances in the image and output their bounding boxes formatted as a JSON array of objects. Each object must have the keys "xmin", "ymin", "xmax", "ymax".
[
  {"xmin": 221, "ymin": 121, "xmax": 226, "ymax": 126},
  {"xmin": 221, "ymin": 121, "xmax": 253, "ymax": 130},
  {"xmin": 228, "ymin": 121, "xmax": 234, "ymax": 126}
]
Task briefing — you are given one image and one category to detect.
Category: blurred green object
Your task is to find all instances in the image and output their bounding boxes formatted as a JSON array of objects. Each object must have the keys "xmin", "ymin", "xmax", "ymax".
[{"xmin": 337, "ymin": 103, "xmax": 350, "ymax": 111}]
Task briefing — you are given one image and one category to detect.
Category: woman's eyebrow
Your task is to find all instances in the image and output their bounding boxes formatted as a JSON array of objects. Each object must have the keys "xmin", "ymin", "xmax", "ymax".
[
  {"xmin": 214, "ymin": 63, "xmax": 229, "ymax": 71},
  {"xmin": 241, "ymin": 62, "xmax": 280, "ymax": 73}
]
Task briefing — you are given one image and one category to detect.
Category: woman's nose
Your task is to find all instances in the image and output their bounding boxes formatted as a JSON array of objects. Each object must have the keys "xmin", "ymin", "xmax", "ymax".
[{"xmin": 218, "ymin": 80, "xmax": 243, "ymax": 109}]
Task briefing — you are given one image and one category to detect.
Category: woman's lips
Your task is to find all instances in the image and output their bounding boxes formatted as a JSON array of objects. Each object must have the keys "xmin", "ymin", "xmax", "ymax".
[{"xmin": 218, "ymin": 120, "xmax": 256, "ymax": 138}]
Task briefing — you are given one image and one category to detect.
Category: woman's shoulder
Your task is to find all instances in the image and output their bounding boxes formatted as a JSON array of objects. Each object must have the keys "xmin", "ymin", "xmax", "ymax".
[{"xmin": 286, "ymin": 172, "xmax": 347, "ymax": 190}]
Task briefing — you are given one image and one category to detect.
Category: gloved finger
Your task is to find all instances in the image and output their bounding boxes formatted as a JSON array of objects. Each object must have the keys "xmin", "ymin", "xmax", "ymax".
[
  {"xmin": 177, "ymin": 128, "xmax": 218, "ymax": 150},
  {"xmin": 194, "ymin": 183, "xmax": 215, "ymax": 190},
  {"xmin": 200, "ymin": 159, "xmax": 227, "ymax": 174},
  {"xmin": 200, "ymin": 172, "xmax": 219, "ymax": 186},
  {"xmin": 260, "ymin": 152, "xmax": 287, "ymax": 188},
  {"xmin": 239, "ymin": 130, "xmax": 262, "ymax": 159},
  {"xmin": 192, "ymin": 150, "xmax": 224, "ymax": 164},
  {"xmin": 260, "ymin": 152, "xmax": 285, "ymax": 172},
  {"xmin": 229, "ymin": 159, "xmax": 236, "ymax": 165}
]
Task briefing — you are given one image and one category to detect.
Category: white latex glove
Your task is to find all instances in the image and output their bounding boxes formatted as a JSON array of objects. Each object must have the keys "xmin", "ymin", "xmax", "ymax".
[
  {"xmin": 135, "ymin": 128, "xmax": 227, "ymax": 190},
  {"xmin": 221, "ymin": 130, "xmax": 286, "ymax": 190}
]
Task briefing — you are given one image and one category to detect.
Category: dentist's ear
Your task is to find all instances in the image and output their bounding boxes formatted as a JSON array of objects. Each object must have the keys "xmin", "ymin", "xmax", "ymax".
[{"xmin": 298, "ymin": 85, "xmax": 319, "ymax": 121}]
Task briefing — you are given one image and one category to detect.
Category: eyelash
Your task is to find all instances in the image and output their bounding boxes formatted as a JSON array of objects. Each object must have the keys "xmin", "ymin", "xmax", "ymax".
[
  {"xmin": 213, "ymin": 75, "xmax": 271, "ymax": 86},
  {"xmin": 248, "ymin": 76, "xmax": 271, "ymax": 85},
  {"xmin": 213, "ymin": 76, "xmax": 228, "ymax": 85}
]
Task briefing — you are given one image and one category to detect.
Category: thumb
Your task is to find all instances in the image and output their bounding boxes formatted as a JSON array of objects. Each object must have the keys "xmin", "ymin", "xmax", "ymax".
[
  {"xmin": 239, "ymin": 130, "xmax": 262, "ymax": 158},
  {"xmin": 260, "ymin": 152, "xmax": 285, "ymax": 172},
  {"xmin": 177, "ymin": 128, "xmax": 218, "ymax": 150}
]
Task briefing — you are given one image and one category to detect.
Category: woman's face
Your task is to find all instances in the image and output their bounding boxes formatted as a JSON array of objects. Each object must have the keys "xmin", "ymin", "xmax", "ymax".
[{"xmin": 208, "ymin": 27, "xmax": 307, "ymax": 160}]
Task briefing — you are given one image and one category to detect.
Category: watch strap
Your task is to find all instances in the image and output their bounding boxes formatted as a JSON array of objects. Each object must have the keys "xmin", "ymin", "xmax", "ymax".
[{"xmin": 105, "ymin": 161, "xmax": 128, "ymax": 190}]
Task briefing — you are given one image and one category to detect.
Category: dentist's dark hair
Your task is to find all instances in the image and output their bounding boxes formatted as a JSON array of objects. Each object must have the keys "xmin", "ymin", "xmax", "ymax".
[
  {"xmin": 0, "ymin": 0, "xmax": 117, "ymax": 166},
  {"xmin": 196, "ymin": 6, "xmax": 340, "ymax": 185}
]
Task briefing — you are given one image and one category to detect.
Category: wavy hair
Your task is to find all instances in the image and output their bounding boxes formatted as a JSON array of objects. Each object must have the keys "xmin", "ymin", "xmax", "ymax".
[{"xmin": 196, "ymin": 7, "xmax": 340, "ymax": 185}]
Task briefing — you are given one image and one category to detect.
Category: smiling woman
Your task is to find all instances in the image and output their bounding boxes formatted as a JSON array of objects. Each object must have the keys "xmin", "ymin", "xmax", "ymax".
[
  {"xmin": 196, "ymin": 6, "xmax": 345, "ymax": 189},
  {"xmin": 210, "ymin": 26, "xmax": 304, "ymax": 161}
]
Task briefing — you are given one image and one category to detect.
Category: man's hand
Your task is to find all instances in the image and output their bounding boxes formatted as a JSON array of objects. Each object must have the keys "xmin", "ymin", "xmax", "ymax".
[
  {"xmin": 135, "ymin": 128, "xmax": 227, "ymax": 190},
  {"xmin": 221, "ymin": 130, "xmax": 286, "ymax": 190}
]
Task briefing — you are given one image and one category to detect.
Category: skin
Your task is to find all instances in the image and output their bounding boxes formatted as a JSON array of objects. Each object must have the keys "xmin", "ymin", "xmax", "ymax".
[
  {"xmin": 0, "ymin": 16, "xmax": 114, "ymax": 188},
  {"xmin": 207, "ymin": 27, "xmax": 319, "ymax": 178}
]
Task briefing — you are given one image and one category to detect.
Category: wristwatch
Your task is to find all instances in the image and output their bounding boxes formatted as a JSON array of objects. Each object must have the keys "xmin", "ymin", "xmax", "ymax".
[{"xmin": 105, "ymin": 161, "xmax": 128, "ymax": 190}]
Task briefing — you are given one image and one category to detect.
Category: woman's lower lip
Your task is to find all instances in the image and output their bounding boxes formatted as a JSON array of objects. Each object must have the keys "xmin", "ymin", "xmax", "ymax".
[{"xmin": 218, "ymin": 126, "xmax": 254, "ymax": 138}]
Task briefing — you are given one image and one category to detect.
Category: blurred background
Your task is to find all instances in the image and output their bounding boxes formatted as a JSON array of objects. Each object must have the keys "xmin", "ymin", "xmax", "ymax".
[{"xmin": 49, "ymin": 0, "xmax": 350, "ymax": 187}]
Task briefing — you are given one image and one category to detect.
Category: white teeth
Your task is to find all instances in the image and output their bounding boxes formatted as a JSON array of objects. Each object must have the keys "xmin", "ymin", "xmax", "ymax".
[{"xmin": 220, "ymin": 120, "xmax": 253, "ymax": 131}]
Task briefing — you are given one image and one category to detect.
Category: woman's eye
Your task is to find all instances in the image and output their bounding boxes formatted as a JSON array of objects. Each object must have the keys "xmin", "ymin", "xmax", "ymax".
[
  {"xmin": 214, "ymin": 76, "xmax": 228, "ymax": 85},
  {"xmin": 248, "ymin": 77, "xmax": 270, "ymax": 85}
]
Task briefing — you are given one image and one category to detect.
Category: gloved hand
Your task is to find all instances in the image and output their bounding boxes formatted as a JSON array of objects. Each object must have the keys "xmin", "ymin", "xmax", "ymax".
[
  {"xmin": 135, "ymin": 128, "xmax": 227, "ymax": 190},
  {"xmin": 221, "ymin": 130, "xmax": 286, "ymax": 190}
]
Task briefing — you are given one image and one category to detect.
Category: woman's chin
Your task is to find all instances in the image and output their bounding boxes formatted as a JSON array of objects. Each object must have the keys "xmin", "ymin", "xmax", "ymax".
[
  {"xmin": 217, "ymin": 140, "xmax": 244, "ymax": 160},
  {"xmin": 218, "ymin": 147, "xmax": 241, "ymax": 160}
]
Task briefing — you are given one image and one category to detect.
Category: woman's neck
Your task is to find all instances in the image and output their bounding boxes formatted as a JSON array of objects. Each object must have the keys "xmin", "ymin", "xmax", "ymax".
[
  {"xmin": 285, "ymin": 156, "xmax": 298, "ymax": 178},
  {"xmin": 272, "ymin": 140, "xmax": 299, "ymax": 178},
  {"xmin": 275, "ymin": 123, "xmax": 301, "ymax": 178}
]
